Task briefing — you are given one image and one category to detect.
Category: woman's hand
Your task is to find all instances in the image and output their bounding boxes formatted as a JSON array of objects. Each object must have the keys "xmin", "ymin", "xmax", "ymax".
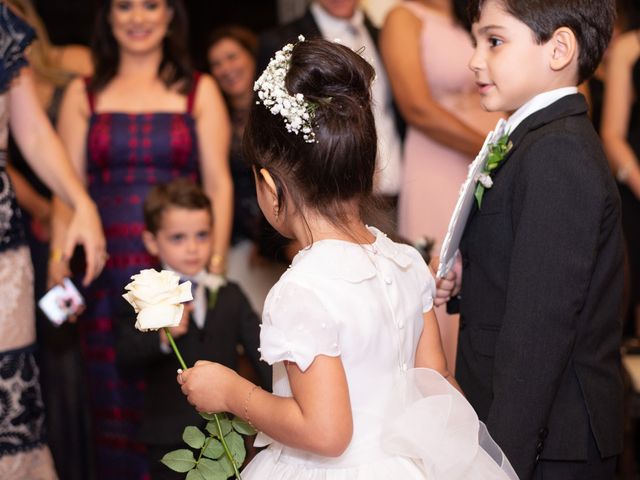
[
  {"xmin": 64, "ymin": 196, "xmax": 107, "ymax": 286},
  {"xmin": 178, "ymin": 360, "xmax": 241, "ymax": 413}
]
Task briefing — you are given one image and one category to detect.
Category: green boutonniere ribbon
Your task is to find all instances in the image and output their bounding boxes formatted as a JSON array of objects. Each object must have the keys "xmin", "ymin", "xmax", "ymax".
[{"xmin": 474, "ymin": 132, "xmax": 513, "ymax": 208}]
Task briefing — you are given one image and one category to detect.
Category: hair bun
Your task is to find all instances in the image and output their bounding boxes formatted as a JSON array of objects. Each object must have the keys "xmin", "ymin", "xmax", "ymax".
[{"xmin": 286, "ymin": 39, "xmax": 375, "ymax": 114}]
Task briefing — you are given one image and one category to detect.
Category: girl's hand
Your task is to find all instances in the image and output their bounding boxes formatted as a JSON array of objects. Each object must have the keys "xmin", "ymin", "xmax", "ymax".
[{"xmin": 178, "ymin": 360, "xmax": 240, "ymax": 413}]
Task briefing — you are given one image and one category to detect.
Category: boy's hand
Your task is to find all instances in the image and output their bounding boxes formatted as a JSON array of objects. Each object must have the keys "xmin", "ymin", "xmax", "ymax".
[
  {"xmin": 160, "ymin": 303, "xmax": 192, "ymax": 344},
  {"xmin": 435, "ymin": 269, "xmax": 461, "ymax": 307},
  {"xmin": 178, "ymin": 360, "xmax": 241, "ymax": 413},
  {"xmin": 434, "ymin": 252, "xmax": 463, "ymax": 307}
]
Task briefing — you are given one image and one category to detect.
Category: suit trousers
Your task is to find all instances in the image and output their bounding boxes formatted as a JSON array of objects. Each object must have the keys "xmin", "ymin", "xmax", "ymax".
[{"xmin": 532, "ymin": 429, "xmax": 617, "ymax": 480}]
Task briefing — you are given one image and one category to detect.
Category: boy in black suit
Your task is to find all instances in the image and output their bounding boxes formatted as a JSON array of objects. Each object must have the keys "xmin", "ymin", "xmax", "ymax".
[
  {"xmin": 436, "ymin": 1, "xmax": 623, "ymax": 479},
  {"xmin": 115, "ymin": 179, "xmax": 271, "ymax": 480}
]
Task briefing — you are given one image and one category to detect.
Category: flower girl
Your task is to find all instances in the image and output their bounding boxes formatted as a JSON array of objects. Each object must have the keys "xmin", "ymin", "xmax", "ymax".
[{"xmin": 178, "ymin": 37, "xmax": 518, "ymax": 479}]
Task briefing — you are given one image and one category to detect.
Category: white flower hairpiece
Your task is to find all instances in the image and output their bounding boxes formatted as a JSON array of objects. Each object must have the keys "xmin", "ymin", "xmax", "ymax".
[{"xmin": 254, "ymin": 35, "xmax": 317, "ymax": 143}]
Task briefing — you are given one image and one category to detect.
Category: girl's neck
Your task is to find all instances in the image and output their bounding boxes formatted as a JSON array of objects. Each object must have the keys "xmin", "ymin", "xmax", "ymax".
[{"xmin": 289, "ymin": 203, "xmax": 375, "ymax": 248}]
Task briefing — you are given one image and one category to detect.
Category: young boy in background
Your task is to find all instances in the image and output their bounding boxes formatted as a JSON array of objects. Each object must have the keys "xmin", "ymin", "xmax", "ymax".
[{"xmin": 116, "ymin": 178, "xmax": 270, "ymax": 480}]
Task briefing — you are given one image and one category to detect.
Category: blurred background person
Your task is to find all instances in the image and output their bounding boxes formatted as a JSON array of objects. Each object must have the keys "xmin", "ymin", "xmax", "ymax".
[
  {"xmin": 601, "ymin": 0, "xmax": 640, "ymax": 345},
  {"xmin": 50, "ymin": 0, "xmax": 232, "ymax": 478},
  {"xmin": 380, "ymin": 0, "xmax": 504, "ymax": 371},
  {"xmin": 206, "ymin": 25, "xmax": 286, "ymax": 313},
  {"xmin": 0, "ymin": 2, "xmax": 105, "ymax": 478},
  {"xmin": 5, "ymin": 1, "xmax": 94, "ymax": 478}
]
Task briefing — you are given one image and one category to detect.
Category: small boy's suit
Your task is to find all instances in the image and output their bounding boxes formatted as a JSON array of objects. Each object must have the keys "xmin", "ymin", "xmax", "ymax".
[
  {"xmin": 456, "ymin": 94, "xmax": 624, "ymax": 479},
  {"xmin": 116, "ymin": 281, "xmax": 271, "ymax": 451}
]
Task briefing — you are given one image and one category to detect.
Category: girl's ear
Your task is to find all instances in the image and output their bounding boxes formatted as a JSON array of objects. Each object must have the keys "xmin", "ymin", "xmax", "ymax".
[
  {"xmin": 549, "ymin": 27, "xmax": 578, "ymax": 73},
  {"xmin": 142, "ymin": 230, "xmax": 160, "ymax": 257},
  {"xmin": 259, "ymin": 167, "xmax": 280, "ymax": 206}
]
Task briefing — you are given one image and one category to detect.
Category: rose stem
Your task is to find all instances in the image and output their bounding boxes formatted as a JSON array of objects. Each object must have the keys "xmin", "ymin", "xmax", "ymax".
[{"xmin": 164, "ymin": 327, "xmax": 243, "ymax": 479}]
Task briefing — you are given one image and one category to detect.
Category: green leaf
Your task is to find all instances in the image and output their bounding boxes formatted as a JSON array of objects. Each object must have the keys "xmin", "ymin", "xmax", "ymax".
[
  {"xmin": 183, "ymin": 426, "xmax": 206, "ymax": 449},
  {"xmin": 197, "ymin": 458, "xmax": 227, "ymax": 480},
  {"xmin": 202, "ymin": 438, "xmax": 225, "ymax": 459},
  {"xmin": 186, "ymin": 469, "xmax": 206, "ymax": 480},
  {"xmin": 160, "ymin": 449, "xmax": 197, "ymax": 473},
  {"xmin": 208, "ymin": 289, "xmax": 219, "ymax": 309},
  {"xmin": 199, "ymin": 412, "xmax": 218, "ymax": 421},
  {"xmin": 206, "ymin": 417, "xmax": 232, "ymax": 437},
  {"xmin": 475, "ymin": 183, "xmax": 485, "ymax": 209},
  {"xmin": 232, "ymin": 417, "xmax": 257, "ymax": 436},
  {"xmin": 218, "ymin": 455, "xmax": 235, "ymax": 477},
  {"xmin": 225, "ymin": 430, "xmax": 246, "ymax": 466}
]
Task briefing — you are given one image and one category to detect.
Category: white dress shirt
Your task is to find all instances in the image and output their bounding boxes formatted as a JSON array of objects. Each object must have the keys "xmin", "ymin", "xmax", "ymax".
[{"xmin": 505, "ymin": 86, "xmax": 579, "ymax": 134}]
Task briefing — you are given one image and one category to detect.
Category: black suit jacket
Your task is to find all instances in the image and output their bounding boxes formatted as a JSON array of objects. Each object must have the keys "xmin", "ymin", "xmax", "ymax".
[
  {"xmin": 456, "ymin": 94, "xmax": 624, "ymax": 479},
  {"xmin": 115, "ymin": 282, "xmax": 271, "ymax": 446}
]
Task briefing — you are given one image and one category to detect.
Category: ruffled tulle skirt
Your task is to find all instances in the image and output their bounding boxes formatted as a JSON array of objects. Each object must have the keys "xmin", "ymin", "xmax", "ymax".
[{"xmin": 242, "ymin": 369, "xmax": 518, "ymax": 480}]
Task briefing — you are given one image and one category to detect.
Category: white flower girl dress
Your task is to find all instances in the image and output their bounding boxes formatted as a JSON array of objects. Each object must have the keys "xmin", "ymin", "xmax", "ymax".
[{"xmin": 241, "ymin": 227, "xmax": 518, "ymax": 479}]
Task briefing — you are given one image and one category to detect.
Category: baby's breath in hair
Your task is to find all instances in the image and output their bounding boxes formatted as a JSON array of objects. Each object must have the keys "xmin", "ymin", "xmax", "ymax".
[{"xmin": 254, "ymin": 35, "xmax": 317, "ymax": 143}]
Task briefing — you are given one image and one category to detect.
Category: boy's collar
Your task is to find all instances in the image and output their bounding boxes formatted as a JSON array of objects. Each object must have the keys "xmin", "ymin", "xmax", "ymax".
[{"xmin": 505, "ymin": 87, "xmax": 578, "ymax": 135}]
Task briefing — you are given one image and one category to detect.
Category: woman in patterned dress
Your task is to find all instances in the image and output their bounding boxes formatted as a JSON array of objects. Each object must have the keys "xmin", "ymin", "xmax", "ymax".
[
  {"xmin": 0, "ymin": 2, "xmax": 105, "ymax": 478},
  {"xmin": 50, "ymin": 0, "xmax": 232, "ymax": 478}
]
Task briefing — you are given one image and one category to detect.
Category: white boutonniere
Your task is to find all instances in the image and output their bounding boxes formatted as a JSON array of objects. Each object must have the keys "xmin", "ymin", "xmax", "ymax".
[
  {"xmin": 474, "ymin": 132, "xmax": 512, "ymax": 208},
  {"xmin": 123, "ymin": 269, "xmax": 252, "ymax": 480}
]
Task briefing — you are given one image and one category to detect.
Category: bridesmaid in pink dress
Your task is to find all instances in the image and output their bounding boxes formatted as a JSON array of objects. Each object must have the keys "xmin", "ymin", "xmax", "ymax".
[{"xmin": 381, "ymin": 0, "xmax": 502, "ymax": 370}]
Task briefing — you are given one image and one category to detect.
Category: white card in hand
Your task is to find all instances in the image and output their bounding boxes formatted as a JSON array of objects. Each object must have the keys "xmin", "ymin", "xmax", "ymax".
[
  {"xmin": 436, "ymin": 119, "xmax": 507, "ymax": 278},
  {"xmin": 38, "ymin": 278, "xmax": 84, "ymax": 326}
]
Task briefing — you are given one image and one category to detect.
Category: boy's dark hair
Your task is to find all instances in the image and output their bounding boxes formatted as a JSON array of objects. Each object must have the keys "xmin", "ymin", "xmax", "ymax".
[
  {"xmin": 143, "ymin": 178, "xmax": 212, "ymax": 234},
  {"xmin": 243, "ymin": 38, "xmax": 377, "ymax": 235},
  {"xmin": 90, "ymin": 0, "xmax": 193, "ymax": 94},
  {"xmin": 468, "ymin": 0, "xmax": 616, "ymax": 83}
]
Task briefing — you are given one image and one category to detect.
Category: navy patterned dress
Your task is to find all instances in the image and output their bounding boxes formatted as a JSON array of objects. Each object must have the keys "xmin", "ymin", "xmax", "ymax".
[{"xmin": 80, "ymin": 75, "xmax": 201, "ymax": 479}]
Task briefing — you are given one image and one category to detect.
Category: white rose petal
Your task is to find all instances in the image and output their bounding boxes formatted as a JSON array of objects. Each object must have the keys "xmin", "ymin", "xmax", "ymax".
[
  {"xmin": 122, "ymin": 269, "xmax": 193, "ymax": 331},
  {"xmin": 134, "ymin": 304, "xmax": 184, "ymax": 332}
]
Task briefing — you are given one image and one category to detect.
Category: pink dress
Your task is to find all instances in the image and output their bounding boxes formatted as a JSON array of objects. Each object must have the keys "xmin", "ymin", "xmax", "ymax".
[{"xmin": 397, "ymin": 2, "xmax": 503, "ymax": 370}]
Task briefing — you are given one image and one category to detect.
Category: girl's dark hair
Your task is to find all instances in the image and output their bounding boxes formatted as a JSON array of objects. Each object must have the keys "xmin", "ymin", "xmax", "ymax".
[
  {"xmin": 244, "ymin": 38, "xmax": 377, "ymax": 232},
  {"xmin": 90, "ymin": 0, "xmax": 193, "ymax": 94},
  {"xmin": 468, "ymin": 0, "xmax": 615, "ymax": 84},
  {"xmin": 206, "ymin": 25, "xmax": 258, "ymax": 61}
]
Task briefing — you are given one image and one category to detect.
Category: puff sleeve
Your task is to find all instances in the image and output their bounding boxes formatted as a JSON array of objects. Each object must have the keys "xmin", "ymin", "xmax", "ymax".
[
  {"xmin": 0, "ymin": 4, "xmax": 35, "ymax": 94},
  {"xmin": 259, "ymin": 279, "xmax": 341, "ymax": 372}
]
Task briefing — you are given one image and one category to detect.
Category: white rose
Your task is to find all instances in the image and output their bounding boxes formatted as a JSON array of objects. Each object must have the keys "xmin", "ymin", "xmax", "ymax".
[{"xmin": 122, "ymin": 269, "xmax": 193, "ymax": 332}]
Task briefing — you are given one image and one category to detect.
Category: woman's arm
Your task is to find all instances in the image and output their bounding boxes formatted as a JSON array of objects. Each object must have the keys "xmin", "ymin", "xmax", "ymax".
[
  {"xmin": 10, "ymin": 69, "xmax": 104, "ymax": 285},
  {"xmin": 601, "ymin": 31, "xmax": 640, "ymax": 199},
  {"xmin": 380, "ymin": 6, "xmax": 486, "ymax": 157},
  {"xmin": 193, "ymin": 74, "xmax": 233, "ymax": 274},
  {"xmin": 180, "ymin": 355, "xmax": 353, "ymax": 457}
]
